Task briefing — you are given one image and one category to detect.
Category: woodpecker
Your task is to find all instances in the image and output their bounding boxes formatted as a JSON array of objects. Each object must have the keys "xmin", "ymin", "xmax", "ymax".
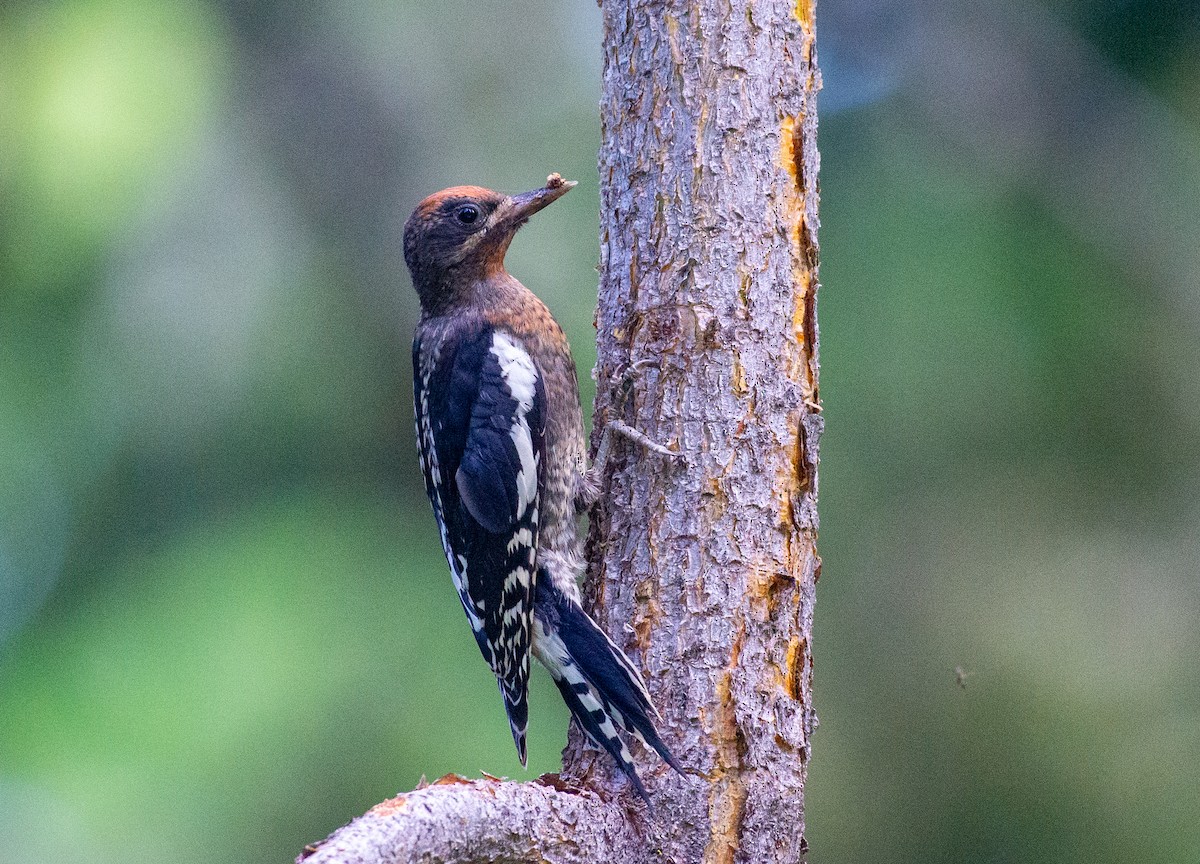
[{"xmin": 405, "ymin": 174, "xmax": 680, "ymax": 800}]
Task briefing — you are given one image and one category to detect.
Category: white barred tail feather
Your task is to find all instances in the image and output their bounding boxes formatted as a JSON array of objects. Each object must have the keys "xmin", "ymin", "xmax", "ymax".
[{"xmin": 533, "ymin": 574, "xmax": 683, "ymax": 801}]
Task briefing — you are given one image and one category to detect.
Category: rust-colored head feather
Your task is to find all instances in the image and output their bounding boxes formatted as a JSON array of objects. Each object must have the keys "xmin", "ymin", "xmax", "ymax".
[{"xmin": 403, "ymin": 176, "xmax": 575, "ymax": 314}]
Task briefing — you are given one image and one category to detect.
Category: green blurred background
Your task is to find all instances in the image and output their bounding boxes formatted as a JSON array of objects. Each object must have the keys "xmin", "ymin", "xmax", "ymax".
[{"xmin": 1, "ymin": 1, "xmax": 1197, "ymax": 861}]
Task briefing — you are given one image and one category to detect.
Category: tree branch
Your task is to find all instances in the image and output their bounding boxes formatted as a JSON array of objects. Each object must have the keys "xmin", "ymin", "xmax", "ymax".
[{"xmin": 297, "ymin": 775, "xmax": 651, "ymax": 864}]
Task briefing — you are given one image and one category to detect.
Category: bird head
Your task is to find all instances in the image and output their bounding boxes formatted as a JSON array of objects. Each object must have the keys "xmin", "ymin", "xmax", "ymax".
[{"xmin": 403, "ymin": 175, "xmax": 576, "ymax": 311}]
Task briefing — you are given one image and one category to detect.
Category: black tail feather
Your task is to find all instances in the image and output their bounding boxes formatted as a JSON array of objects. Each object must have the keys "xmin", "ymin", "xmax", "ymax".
[
  {"xmin": 548, "ymin": 673, "xmax": 649, "ymax": 800},
  {"xmin": 533, "ymin": 575, "xmax": 682, "ymax": 801}
]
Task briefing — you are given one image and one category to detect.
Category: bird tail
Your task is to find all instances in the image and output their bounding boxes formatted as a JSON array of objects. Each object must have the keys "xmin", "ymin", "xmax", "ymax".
[{"xmin": 532, "ymin": 573, "xmax": 682, "ymax": 801}]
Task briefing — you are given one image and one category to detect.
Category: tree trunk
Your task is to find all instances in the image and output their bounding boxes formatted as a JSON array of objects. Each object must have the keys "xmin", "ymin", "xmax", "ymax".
[
  {"xmin": 298, "ymin": 1, "xmax": 821, "ymax": 861},
  {"xmin": 575, "ymin": 1, "xmax": 822, "ymax": 860}
]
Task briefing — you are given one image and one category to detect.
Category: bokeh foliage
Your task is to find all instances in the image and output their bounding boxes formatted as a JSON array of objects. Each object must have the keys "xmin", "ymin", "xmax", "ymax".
[{"xmin": 1, "ymin": 1, "xmax": 1198, "ymax": 862}]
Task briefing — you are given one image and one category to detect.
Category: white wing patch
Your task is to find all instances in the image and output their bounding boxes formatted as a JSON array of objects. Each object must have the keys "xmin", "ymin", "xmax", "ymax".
[
  {"xmin": 506, "ymin": 527, "xmax": 534, "ymax": 553},
  {"xmin": 489, "ymin": 332, "xmax": 540, "ymax": 519}
]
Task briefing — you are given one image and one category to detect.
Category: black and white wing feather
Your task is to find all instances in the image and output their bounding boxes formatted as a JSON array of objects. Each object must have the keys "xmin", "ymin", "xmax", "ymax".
[{"xmin": 413, "ymin": 323, "xmax": 544, "ymax": 765}]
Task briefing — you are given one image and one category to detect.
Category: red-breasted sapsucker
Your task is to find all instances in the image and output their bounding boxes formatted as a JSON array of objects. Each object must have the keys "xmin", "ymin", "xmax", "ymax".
[{"xmin": 404, "ymin": 174, "xmax": 680, "ymax": 800}]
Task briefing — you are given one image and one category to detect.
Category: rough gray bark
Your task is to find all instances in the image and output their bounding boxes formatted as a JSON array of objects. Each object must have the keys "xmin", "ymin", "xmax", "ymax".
[
  {"xmin": 298, "ymin": 1, "xmax": 821, "ymax": 861},
  {"xmin": 296, "ymin": 776, "xmax": 651, "ymax": 863},
  {"xmin": 575, "ymin": 2, "xmax": 822, "ymax": 861}
]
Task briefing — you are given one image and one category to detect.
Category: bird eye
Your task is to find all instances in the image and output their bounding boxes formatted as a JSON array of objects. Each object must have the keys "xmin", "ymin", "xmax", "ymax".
[{"xmin": 455, "ymin": 205, "xmax": 480, "ymax": 225}]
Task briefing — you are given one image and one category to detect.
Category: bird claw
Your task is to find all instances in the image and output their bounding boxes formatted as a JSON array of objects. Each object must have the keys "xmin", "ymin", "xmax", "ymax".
[{"xmin": 604, "ymin": 358, "xmax": 659, "ymax": 404}]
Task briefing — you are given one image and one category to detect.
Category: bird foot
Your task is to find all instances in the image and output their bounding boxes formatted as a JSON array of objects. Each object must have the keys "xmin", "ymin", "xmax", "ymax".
[{"xmin": 602, "ymin": 358, "xmax": 659, "ymax": 407}]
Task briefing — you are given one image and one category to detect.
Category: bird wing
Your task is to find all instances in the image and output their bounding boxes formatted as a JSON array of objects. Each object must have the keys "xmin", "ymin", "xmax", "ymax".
[{"xmin": 413, "ymin": 323, "xmax": 545, "ymax": 764}]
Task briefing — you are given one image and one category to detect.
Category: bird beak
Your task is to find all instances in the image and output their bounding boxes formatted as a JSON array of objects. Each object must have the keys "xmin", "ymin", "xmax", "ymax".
[{"xmin": 504, "ymin": 174, "xmax": 577, "ymax": 225}]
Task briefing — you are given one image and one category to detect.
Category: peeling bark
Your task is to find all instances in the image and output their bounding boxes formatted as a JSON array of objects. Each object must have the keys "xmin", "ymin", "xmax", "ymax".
[{"xmin": 298, "ymin": 1, "xmax": 820, "ymax": 861}]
